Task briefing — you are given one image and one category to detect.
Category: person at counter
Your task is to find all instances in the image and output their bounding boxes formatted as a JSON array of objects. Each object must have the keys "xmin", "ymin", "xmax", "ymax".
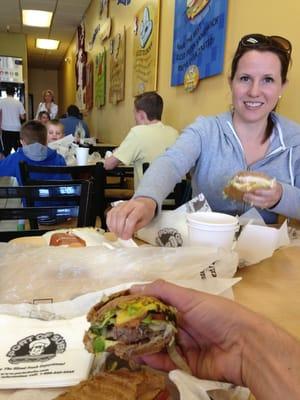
[
  {"xmin": 104, "ymin": 91, "xmax": 178, "ymax": 189},
  {"xmin": 107, "ymin": 33, "xmax": 300, "ymax": 239},
  {"xmin": 131, "ymin": 280, "xmax": 300, "ymax": 400},
  {"xmin": 0, "ymin": 86, "xmax": 26, "ymax": 156},
  {"xmin": 35, "ymin": 89, "xmax": 58, "ymax": 120}
]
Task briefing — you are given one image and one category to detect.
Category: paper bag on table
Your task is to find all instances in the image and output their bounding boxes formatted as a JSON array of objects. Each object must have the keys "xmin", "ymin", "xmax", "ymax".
[{"xmin": 136, "ymin": 193, "xmax": 211, "ymax": 247}]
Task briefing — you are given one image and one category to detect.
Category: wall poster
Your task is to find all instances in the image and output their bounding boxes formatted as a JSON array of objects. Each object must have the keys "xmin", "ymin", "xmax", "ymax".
[
  {"xmin": 75, "ymin": 22, "xmax": 88, "ymax": 110},
  {"xmin": 132, "ymin": 0, "xmax": 160, "ymax": 96},
  {"xmin": 171, "ymin": 0, "xmax": 228, "ymax": 86},
  {"xmin": 85, "ymin": 61, "xmax": 93, "ymax": 110},
  {"xmin": 109, "ymin": 29, "xmax": 126, "ymax": 104},
  {"xmin": 95, "ymin": 50, "xmax": 106, "ymax": 107}
]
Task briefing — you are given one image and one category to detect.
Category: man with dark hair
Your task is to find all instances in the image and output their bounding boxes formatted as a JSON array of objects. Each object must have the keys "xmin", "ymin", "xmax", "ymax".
[
  {"xmin": 0, "ymin": 86, "xmax": 26, "ymax": 156},
  {"xmin": 104, "ymin": 92, "xmax": 178, "ymax": 189},
  {"xmin": 0, "ymin": 120, "xmax": 66, "ymax": 184},
  {"xmin": 59, "ymin": 104, "xmax": 90, "ymax": 138}
]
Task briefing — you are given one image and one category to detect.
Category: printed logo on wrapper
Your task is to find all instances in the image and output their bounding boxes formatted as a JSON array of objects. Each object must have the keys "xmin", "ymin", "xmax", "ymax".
[
  {"xmin": 6, "ymin": 332, "xmax": 66, "ymax": 364},
  {"xmin": 156, "ymin": 228, "xmax": 183, "ymax": 247}
]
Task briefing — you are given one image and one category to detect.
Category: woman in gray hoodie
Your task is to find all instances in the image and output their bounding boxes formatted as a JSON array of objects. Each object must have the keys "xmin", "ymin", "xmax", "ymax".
[{"xmin": 107, "ymin": 33, "xmax": 300, "ymax": 239}]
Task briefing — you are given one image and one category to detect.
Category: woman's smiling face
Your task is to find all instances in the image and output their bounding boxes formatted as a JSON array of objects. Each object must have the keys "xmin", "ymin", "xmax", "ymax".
[{"xmin": 230, "ymin": 50, "xmax": 286, "ymax": 124}]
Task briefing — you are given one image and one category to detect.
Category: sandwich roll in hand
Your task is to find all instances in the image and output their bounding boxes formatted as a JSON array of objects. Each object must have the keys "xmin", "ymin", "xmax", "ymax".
[
  {"xmin": 84, "ymin": 290, "xmax": 191, "ymax": 373},
  {"xmin": 223, "ymin": 171, "xmax": 276, "ymax": 202}
]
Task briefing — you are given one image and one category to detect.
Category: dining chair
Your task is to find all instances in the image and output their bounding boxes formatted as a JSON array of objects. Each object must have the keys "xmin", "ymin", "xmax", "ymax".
[
  {"xmin": 142, "ymin": 163, "xmax": 192, "ymax": 210},
  {"xmin": 104, "ymin": 166, "xmax": 134, "ymax": 203},
  {"xmin": 0, "ymin": 180, "xmax": 93, "ymax": 242},
  {"xmin": 19, "ymin": 161, "xmax": 106, "ymax": 228}
]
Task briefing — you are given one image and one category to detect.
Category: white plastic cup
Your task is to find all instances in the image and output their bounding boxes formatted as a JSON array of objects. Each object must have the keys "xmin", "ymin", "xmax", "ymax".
[
  {"xmin": 186, "ymin": 212, "xmax": 238, "ymax": 250},
  {"xmin": 75, "ymin": 147, "xmax": 89, "ymax": 165}
]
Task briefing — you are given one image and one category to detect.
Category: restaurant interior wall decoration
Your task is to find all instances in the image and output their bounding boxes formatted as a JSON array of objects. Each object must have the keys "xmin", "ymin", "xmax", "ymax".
[
  {"xmin": 109, "ymin": 28, "xmax": 126, "ymax": 104},
  {"xmin": 95, "ymin": 50, "xmax": 106, "ymax": 107},
  {"xmin": 171, "ymin": 0, "xmax": 228, "ymax": 87},
  {"xmin": 132, "ymin": 0, "xmax": 160, "ymax": 96}
]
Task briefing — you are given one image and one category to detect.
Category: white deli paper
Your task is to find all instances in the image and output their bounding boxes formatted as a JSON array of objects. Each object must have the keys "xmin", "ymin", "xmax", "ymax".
[
  {"xmin": 170, "ymin": 370, "xmax": 250, "ymax": 400},
  {"xmin": 136, "ymin": 194, "xmax": 211, "ymax": 246},
  {"xmin": 235, "ymin": 219, "xmax": 290, "ymax": 266},
  {"xmin": 0, "ymin": 315, "xmax": 93, "ymax": 389}
]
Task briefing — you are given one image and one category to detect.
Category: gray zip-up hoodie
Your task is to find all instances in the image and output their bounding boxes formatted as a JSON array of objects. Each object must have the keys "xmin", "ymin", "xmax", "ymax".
[{"xmin": 134, "ymin": 112, "xmax": 300, "ymax": 223}]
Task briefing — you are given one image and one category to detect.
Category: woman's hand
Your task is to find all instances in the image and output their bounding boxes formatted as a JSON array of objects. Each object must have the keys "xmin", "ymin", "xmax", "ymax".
[
  {"xmin": 106, "ymin": 197, "xmax": 157, "ymax": 239},
  {"xmin": 243, "ymin": 181, "xmax": 283, "ymax": 209}
]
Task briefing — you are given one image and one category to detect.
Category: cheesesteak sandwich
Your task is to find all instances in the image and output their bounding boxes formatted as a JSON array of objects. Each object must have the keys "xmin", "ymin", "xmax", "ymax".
[
  {"xmin": 84, "ymin": 290, "xmax": 191, "ymax": 373},
  {"xmin": 223, "ymin": 171, "xmax": 275, "ymax": 202}
]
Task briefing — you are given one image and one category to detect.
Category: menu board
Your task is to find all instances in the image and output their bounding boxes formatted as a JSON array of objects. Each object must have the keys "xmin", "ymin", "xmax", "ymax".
[{"xmin": 0, "ymin": 56, "xmax": 23, "ymax": 83}]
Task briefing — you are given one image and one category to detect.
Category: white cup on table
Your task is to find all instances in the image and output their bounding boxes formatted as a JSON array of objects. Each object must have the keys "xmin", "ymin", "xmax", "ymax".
[
  {"xmin": 75, "ymin": 147, "xmax": 89, "ymax": 165},
  {"xmin": 186, "ymin": 212, "xmax": 239, "ymax": 250}
]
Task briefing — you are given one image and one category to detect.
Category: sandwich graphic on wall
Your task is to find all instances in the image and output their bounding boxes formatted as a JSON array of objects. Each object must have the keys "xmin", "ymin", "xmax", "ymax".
[
  {"xmin": 186, "ymin": 0, "xmax": 210, "ymax": 20},
  {"xmin": 84, "ymin": 290, "xmax": 191, "ymax": 373}
]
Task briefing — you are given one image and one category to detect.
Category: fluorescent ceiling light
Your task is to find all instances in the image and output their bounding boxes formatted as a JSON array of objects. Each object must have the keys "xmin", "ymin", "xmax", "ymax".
[
  {"xmin": 22, "ymin": 10, "xmax": 53, "ymax": 27},
  {"xmin": 36, "ymin": 39, "xmax": 60, "ymax": 50}
]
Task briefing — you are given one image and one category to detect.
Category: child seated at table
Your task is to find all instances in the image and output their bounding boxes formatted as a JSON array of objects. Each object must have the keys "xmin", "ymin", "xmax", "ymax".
[
  {"xmin": 0, "ymin": 119, "xmax": 67, "ymax": 184},
  {"xmin": 47, "ymin": 119, "xmax": 65, "ymax": 143}
]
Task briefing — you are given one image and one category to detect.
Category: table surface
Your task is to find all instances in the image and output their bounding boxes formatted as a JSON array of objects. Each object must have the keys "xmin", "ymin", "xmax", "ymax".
[{"xmin": 233, "ymin": 245, "xmax": 300, "ymax": 340}]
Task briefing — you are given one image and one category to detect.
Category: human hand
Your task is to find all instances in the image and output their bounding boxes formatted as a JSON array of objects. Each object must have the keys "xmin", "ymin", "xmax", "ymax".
[
  {"xmin": 243, "ymin": 180, "xmax": 283, "ymax": 209},
  {"xmin": 106, "ymin": 197, "xmax": 157, "ymax": 239},
  {"xmin": 130, "ymin": 280, "xmax": 252, "ymax": 386}
]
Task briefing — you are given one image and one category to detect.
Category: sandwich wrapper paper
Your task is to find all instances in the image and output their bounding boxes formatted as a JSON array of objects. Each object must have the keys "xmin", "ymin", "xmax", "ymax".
[
  {"xmin": 234, "ymin": 208, "xmax": 290, "ymax": 266},
  {"xmin": 0, "ymin": 282, "xmax": 249, "ymax": 400},
  {"xmin": 0, "ymin": 315, "xmax": 93, "ymax": 389},
  {"xmin": 136, "ymin": 195, "xmax": 291, "ymax": 267},
  {"xmin": 136, "ymin": 193, "xmax": 211, "ymax": 246}
]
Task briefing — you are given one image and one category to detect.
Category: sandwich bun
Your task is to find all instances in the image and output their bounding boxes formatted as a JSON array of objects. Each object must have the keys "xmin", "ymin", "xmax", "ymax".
[
  {"xmin": 84, "ymin": 290, "xmax": 192, "ymax": 374},
  {"xmin": 49, "ymin": 232, "xmax": 86, "ymax": 247},
  {"xmin": 223, "ymin": 171, "xmax": 275, "ymax": 202},
  {"xmin": 84, "ymin": 290, "xmax": 177, "ymax": 360},
  {"xmin": 54, "ymin": 367, "xmax": 171, "ymax": 400}
]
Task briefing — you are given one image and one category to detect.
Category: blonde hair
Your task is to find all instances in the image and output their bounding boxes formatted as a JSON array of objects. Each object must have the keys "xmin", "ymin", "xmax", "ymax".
[
  {"xmin": 46, "ymin": 119, "xmax": 64, "ymax": 134},
  {"xmin": 42, "ymin": 89, "xmax": 54, "ymax": 102}
]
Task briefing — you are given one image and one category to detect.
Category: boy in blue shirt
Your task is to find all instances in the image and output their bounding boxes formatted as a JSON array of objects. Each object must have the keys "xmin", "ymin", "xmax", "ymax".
[{"xmin": 0, "ymin": 120, "xmax": 66, "ymax": 183}]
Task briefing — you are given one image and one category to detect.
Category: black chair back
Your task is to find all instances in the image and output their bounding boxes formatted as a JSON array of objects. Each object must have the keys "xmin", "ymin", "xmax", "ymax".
[
  {"xmin": 0, "ymin": 181, "xmax": 93, "ymax": 241},
  {"xmin": 19, "ymin": 161, "xmax": 106, "ymax": 228}
]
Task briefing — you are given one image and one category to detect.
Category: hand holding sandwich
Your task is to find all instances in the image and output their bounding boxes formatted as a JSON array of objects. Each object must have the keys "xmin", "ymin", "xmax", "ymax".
[
  {"xmin": 243, "ymin": 179, "xmax": 283, "ymax": 209},
  {"xmin": 131, "ymin": 280, "xmax": 300, "ymax": 400},
  {"xmin": 224, "ymin": 170, "xmax": 283, "ymax": 209}
]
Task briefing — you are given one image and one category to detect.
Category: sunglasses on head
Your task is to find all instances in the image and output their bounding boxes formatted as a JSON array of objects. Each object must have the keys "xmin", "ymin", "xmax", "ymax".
[{"xmin": 239, "ymin": 34, "xmax": 292, "ymax": 56}]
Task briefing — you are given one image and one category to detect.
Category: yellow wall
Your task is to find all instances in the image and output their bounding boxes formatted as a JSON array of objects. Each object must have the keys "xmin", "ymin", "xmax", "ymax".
[
  {"xmin": 58, "ymin": 0, "xmax": 300, "ymax": 144},
  {"xmin": 0, "ymin": 33, "xmax": 28, "ymax": 112}
]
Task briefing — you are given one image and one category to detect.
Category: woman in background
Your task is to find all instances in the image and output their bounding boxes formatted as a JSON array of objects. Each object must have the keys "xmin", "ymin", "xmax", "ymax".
[
  {"xmin": 35, "ymin": 89, "xmax": 58, "ymax": 120},
  {"xmin": 107, "ymin": 33, "xmax": 300, "ymax": 238}
]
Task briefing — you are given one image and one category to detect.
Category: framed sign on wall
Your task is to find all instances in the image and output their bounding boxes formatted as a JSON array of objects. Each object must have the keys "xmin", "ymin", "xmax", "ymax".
[
  {"xmin": 132, "ymin": 0, "xmax": 160, "ymax": 96},
  {"xmin": 171, "ymin": 0, "xmax": 228, "ymax": 87}
]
